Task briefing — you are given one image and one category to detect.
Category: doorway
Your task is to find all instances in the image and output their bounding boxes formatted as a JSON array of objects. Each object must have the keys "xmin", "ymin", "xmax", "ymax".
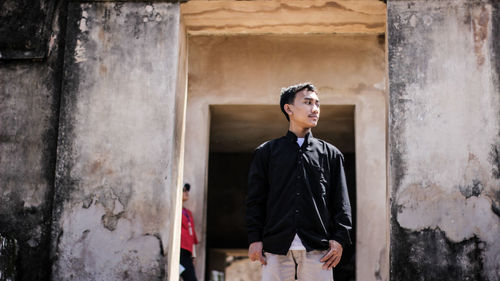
[{"xmin": 183, "ymin": 33, "xmax": 387, "ymax": 281}]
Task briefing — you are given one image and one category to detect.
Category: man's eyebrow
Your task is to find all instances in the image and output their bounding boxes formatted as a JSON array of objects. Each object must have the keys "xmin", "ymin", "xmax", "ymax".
[{"xmin": 304, "ymin": 97, "xmax": 320, "ymax": 103}]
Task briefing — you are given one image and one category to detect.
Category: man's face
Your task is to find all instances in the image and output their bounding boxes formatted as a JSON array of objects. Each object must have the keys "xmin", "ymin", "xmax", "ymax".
[
  {"xmin": 286, "ymin": 89, "xmax": 320, "ymax": 128},
  {"xmin": 182, "ymin": 188, "xmax": 189, "ymax": 202}
]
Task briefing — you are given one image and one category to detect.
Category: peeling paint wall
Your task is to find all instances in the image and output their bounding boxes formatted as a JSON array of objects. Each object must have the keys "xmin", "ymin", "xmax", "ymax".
[
  {"xmin": 388, "ymin": 0, "xmax": 500, "ymax": 280},
  {"xmin": 51, "ymin": 2, "xmax": 184, "ymax": 280}
]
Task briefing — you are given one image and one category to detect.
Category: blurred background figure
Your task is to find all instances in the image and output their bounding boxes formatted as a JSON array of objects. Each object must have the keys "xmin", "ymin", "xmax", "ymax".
[{"xmin": 180, "ymin": 183, "xmax": 199, "ymax": 281}]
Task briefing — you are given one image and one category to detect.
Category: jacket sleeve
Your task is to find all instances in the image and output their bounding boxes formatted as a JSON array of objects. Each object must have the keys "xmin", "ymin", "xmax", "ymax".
[
  {"xmin": 329, "ymin": 152, "xmax": 352, "ymax": 249},
  {"xmin": 245, "ymin": 144, "xmax": 269, "ymax": 244}
]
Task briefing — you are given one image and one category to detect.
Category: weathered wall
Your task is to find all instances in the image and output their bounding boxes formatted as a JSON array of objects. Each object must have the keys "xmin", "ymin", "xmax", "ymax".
[
  {"xmin": 388, "ymin": 0, "xmax": 500, "ymax": 280},
  {"xmin": 0, "ymin": 0, "xmax": 64, "ymax": 280},
  {"xmin": 51, "ymin": 2, "xmax": 185, "ymax": 280},
  {"xmin": 186, "ymin": 34, "xmax": 387, "ymax": 281}
]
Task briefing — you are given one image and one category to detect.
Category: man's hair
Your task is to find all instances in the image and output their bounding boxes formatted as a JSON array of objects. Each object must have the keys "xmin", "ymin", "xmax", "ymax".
[
  {"xmin": 280, "ymin": 83, "xmax": 317, "ymax": 121},
  {"xmin": 184, "ymin": 183, "xmax": 191, "ymax": 191}
]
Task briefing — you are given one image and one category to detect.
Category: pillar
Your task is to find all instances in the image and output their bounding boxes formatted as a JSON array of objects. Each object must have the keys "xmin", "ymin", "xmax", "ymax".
[
  {"xmin": 388, "ymin": 1, "xmax": 500, "ymax": 280},
  {"xmin": 51, "ymin": 2, "xmax": 186, "ymax": 280}
]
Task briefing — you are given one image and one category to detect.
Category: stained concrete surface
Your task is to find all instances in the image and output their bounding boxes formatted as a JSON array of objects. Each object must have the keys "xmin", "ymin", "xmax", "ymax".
[
  {"xmin": 51, "ymin": 2, "xmax": 184, "ymax": 280},
  {"xmin": 0, "ymin": 62, "xmax": 60, "ymax": 280},
  {"xmin": 388, "ymin": 0, "xmax": 500, "ymax": 280},
  {"xmin": 4, "ymin": 0, "xmax": 499, "ymax": 280},
  {"xmin": 0, "ymin": 0, "xmax": 65, "ymax": 279}
]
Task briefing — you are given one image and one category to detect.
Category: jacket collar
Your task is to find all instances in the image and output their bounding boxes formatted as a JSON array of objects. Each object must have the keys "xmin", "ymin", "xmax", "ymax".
[{"xmin": 285, "ymin": 130, "xmax": 313, "ymax": 150}]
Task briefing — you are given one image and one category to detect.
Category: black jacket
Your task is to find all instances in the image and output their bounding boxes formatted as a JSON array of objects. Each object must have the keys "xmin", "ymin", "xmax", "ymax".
[{"xmin": 246, "ymin": 131, "xmax": 352, "ymax": 255}]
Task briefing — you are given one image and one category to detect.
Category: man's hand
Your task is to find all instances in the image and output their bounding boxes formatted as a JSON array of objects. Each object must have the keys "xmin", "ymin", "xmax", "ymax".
[
  {"xmin": 248, "ymin": 242, "xmax": 267, "ymax": 265},
  {"xmin": 320, "ymin": 240, "xmax": 343, "ymax": 270}
]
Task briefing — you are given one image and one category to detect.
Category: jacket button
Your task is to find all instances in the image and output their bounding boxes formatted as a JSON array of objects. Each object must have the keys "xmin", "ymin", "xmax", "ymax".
[
  {"xmin": 296, "ymin": 192, "xmax": 300, "ymax": 196},
  {"xmin": 295, "ymin": 209, "xmax": 299, "ymax": 214}
]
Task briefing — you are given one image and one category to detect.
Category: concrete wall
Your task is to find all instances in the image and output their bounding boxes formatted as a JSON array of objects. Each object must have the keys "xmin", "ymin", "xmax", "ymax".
[
  {"xmin": 3, "ymin": 0, "xmax": 500, "ymax": 280},
  {"xmin": 2, "ymin": 1, "xmax": 386, "ymax": 280},
  {"xmin": 51, "ymin": 2, "xmax": 186, "ymax": 280},
  {"xmin": 185, "ymin": 34, "xmax": 387, "ymax": 281},
  {"xmin": 0, "ymin": 0, "xmax": 64, "ymax": 280},
  {"xmin": 388, "ymin": 0, "xmax": 500, "ymax": 280}
]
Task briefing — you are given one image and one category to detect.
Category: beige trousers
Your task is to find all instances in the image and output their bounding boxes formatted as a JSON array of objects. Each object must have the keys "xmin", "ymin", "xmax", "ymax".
[{"xmin": 262, "ymin": 250, "xmax": 333, "ymax": 281}]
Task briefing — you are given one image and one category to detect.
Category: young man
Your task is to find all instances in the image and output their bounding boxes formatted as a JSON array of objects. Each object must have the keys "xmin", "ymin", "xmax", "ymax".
[
  {"xmin": 246, "ymin": 83, "xmax": 352, "ymax": 281},
  {"xmin": 180, "ymin": 183, "xmax": 199, "ymax": 281}
]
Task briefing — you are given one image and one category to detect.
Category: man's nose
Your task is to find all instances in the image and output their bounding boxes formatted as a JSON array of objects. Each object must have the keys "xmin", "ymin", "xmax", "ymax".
[{"xmin": 312, "ymin": 104, "xmax": 319, "ymax": 113}]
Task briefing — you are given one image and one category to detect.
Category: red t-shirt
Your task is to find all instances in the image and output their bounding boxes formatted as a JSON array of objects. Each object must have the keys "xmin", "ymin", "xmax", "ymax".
[{"xmin": 181, "ymin": 208, "xmax": 198, "ymax": 254}]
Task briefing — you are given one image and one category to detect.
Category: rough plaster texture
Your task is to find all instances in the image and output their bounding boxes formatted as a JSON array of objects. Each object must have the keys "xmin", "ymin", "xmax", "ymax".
[
  {"xmin": 186, "ymin": 34, "xmax": 387, "ymax": 281},
  {"xmin": 51, "ymin": 2, "xmax": 184, "ymax": 280},
  {"xmin": 388, "ymin": 0, "xmax": 500, "ymax": 280},
  {"xmin": 0, "ymin": 0, "xmax": 64, "ymax": 279},
  {"xmin": 0, "ymin": 62, "xmax": 58, "ymax": 280},
  {"xmin": 181, "ymin": 0, "xmax": 386, "ymax": 35}
]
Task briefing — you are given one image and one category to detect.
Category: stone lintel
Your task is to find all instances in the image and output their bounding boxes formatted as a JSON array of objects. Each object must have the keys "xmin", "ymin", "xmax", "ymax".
[{"xmin": 181, "ymin": 0, "xmax": 387, "ymax": 35}]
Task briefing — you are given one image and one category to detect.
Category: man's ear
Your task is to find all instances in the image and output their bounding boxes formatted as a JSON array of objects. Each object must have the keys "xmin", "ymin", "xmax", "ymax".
[{"xmin": 284, "ymin": 104, "xmax": 293, "ymax": 116}]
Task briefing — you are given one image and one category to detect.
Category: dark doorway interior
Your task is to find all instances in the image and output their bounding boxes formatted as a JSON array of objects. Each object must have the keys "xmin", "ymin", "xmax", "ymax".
[
  {"xmin": 206, "ymin": 152, "xmax": 253, "ymax": 249},
  {"xmin": 206, "ymin": 105, "xmax": 356, "ymax": 281}
]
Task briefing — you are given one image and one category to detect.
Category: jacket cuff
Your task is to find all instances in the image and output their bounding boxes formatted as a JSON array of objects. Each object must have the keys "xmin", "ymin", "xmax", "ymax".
[
  {"xmin": 332, "ymin": 227, "xmax": 352, "ymax": 247},
  {"xmin": 331, "ymin": 234, "xmax": 349, "ymax": 249},
  {"xmin": 332, "ymin": 237, "xmax": 346, "ymax": 250},
  {"xmin": 248, "ymin": 232, "xmax": 262, "ymax": 244}
]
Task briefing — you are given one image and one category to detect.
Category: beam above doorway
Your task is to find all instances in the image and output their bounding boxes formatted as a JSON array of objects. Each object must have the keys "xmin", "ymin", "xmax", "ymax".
[{"xmin": 181, "ymin": 0, "xmax": 386, "ymax": 35}]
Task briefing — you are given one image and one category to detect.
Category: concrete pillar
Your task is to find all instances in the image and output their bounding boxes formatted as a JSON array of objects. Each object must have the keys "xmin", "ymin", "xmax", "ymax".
[
  {"xmin": 0, "ymin": 1, "xmax": 64, "ymax": 279},
  {"xmin": 354, "ymin": 90, "xmax": 388, "ymax": 281},
  {"xmin": 182, "ymin": 98, "xmax": 211, "ymax": 281},
  {"xmin": 388, "ymin": 0, "xmax": 500, "ymax": 280},
  {"xmin": 51, "ymin": 2, "xmax": 186, "ymax": 280}
]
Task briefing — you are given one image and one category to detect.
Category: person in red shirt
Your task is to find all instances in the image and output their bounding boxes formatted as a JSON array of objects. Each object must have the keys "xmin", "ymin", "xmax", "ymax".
[{"xmin": 180, "ymin": 183, "xmax": 199, "ymax": 281}]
